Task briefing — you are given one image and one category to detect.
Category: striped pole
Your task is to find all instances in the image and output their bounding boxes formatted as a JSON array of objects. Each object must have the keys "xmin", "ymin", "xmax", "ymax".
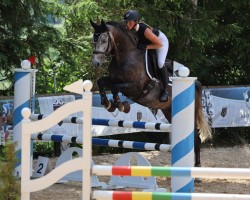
[
  {"xmin": 171, "ymin": 75, "xmax": 196, "ymax": 192},
  {"xmin": 92, "ymin": 191, "xmax": 250, "ymax": 200},
  {"xmin": 13, "ymin": 68, "xmax": 37, "ymax": 176},
  {"xmin": 92, "ymin": 165, "xmax": 250, "ymax": 179},
  {"xmin": 29, "ymin": 114, "xmax": 172, "ymax": 132},
  {"xmin": 30, "ymin": 133, "xmax": 171, "ymax": 152}
]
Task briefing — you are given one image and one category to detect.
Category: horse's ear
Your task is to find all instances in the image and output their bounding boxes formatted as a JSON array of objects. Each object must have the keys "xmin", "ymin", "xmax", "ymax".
[
  {"xmin": 101, "ymin": 19, "xmax": 108, "ymax": 31},
  {"xmin": 101, "ymin": 19, "xmax": 106, "ymax": 27},
  {"xmin": 101, "ymin": 19, "xmax": 105, "ymax": 25},
  {"xmin": 90, "ymin": 19, "xmax": 97, "ymax": 29}
]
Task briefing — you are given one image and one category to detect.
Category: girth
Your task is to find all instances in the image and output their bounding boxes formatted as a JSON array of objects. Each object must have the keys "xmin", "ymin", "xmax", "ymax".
[{"xmin": 131, "ymin": 79, "xmax": 156, "ymax": 101}]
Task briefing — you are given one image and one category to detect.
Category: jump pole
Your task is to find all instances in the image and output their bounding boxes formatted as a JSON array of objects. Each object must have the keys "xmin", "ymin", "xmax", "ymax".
[
  {"xmin": 13, "ymin": 61, "xmax": 37, "ymax": 176},
  {"xmin": 30, "ymin": 133, "xmax": 171, "ymax": 152},
  {"xmin": 171, "ymin": 67, "xmax": 196, "ymax": 192},
  {"xmin": 29, "ymin": 114, "xmax": 172, "ymax": 132}
]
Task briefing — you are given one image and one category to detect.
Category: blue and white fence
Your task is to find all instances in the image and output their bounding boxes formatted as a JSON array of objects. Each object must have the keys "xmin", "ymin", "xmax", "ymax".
[
  {"xmin": 171, "ymin": 77, "xmax": 196, "ymax": 192},
  {"xmin": 29, "ymin": 114, "xmax": 171, "ymax": 131},
  {"xmin": 13, "ymin": 68, "xmax": 37, "ymax": 176},
  {"xmin": 31, "ymin": 133, "xmax": 171, "ymax": 152}
]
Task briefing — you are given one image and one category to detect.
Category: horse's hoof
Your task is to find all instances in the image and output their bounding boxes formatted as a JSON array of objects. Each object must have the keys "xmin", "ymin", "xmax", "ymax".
[
  {"xmin": 122, "ymin": 101, "xmax": 130, "ymax": 113},
  {"xmin": 195, "ymin": 178, "xmax": 202, "ymax": 183},
  {"xmin": 106, "ymin": 102, "xmax": 116, "ymax": 112},
  {"xmin": 104, "ymin": 100, "xmax": 111, "ymax": 109},
  {"xmin": 117, "ymin": 102, "xmax": 124, "ymax": 112}
]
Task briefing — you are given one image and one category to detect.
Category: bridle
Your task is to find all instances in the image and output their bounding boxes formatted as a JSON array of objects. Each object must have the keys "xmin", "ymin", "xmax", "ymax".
[
  {"xmin": 92, "ymin": 31, "xmax": 115, "ymax": 55},
  {"xmin": 92, "ymin": 30, "xmax": 137, "ymax": 56}
]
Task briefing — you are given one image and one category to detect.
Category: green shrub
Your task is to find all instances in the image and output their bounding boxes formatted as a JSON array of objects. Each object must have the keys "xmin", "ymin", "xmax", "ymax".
[
  {"xmin": 33, "ymin": 142, "xmax": 54, "ymax": 158},
  {"xmin": 0, "ymin": 142, "xmax": 20, "ymax": 200}
]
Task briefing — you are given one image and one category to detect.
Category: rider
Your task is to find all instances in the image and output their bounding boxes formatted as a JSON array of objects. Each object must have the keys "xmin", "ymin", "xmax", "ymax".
[{"xmin": 123, "ymin": 9, "xmax": 169, "ymax": 102}]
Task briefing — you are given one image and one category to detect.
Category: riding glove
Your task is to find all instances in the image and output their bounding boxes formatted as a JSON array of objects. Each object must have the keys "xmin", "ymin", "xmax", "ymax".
[{"xmin": 137, "ymin": 43, "xmax": 147, "ymax": 50}]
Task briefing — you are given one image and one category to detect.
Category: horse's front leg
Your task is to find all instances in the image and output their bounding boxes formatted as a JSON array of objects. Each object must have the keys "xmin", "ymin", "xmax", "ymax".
[
  {"xmin": 112, "ymin": 92, "xmax": 123, "ymax": 111},
  {"xmin": 111, "ymin": 82, "xmax": 134, "ymax": 113},
  {"xmin": 97, "ymin": 77, "xmax": 116, "ymax": 111}
]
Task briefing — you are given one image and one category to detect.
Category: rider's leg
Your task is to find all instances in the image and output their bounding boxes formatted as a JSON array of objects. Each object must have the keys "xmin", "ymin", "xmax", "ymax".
[
  {"xmin": 159, "ymin": 66, "xmax": 169, "ymax": 102},
  {"xmin": 157, "ymin": 31, "xmax": 169, "ymax": 102}
]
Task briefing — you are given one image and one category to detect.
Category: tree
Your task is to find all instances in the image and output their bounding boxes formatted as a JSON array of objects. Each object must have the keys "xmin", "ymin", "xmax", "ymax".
[
  {"xmin": 199, "ymin": 0, "xmax": 250, "ymax": 85},
  {"xmin": 0, "ymin": 0, "xmax": 62, "ymax": 95}
]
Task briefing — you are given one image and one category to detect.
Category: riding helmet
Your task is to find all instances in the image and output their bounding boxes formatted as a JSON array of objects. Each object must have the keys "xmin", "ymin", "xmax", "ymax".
[{"xmin": 123, "ymin": 10, "xmax": 141, "ymax": 21}]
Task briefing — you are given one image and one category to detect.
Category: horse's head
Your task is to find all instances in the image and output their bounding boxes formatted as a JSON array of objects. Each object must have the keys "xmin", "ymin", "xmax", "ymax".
[
  {"xmin": 90, "ymin": 19, "xmax": 113, "ymax": 67},
  {"xmin": 91, "ymin": 19, "xmax": 138, "ymax": 68}
]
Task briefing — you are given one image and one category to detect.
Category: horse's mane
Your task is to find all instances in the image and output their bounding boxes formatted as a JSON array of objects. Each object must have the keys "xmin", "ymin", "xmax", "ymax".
[
  {"xmin": 106, "ymin": 21, "xmax": 127, "ymax": 32},
  {"xmin": 106, "ymin": 21, "xmax": 138, "ymax": 44}
]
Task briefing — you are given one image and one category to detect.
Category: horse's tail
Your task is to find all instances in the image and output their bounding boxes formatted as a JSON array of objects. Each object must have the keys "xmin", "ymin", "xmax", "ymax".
[{"xmin": 195, "ymin": 81, "xmax": 212, "ymax": 142}]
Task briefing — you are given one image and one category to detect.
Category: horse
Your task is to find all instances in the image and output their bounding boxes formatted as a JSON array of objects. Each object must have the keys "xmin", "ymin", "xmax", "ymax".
[{"xmin": 90, "ymin": 20, "xmax": 211, "ymax": 167}]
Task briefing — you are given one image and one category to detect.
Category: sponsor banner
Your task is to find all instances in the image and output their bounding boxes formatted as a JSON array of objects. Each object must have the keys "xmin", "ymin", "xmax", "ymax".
[
  {"xmin": 0, "ymin": 100, "xmax": 14, "ymax": 144},
  {"xmin": 38, "ymin": 95, "xmax": 78, "ymax": 136},
  {"xmin": 202, "ymin": 86, "xmax": 250, "ymax": 128}
]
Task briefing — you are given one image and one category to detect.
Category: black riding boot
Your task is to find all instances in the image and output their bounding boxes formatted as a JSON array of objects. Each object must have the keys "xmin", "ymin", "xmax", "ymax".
[{"xmin": 159, "ymin": 67, "xmax": 169, "ymax": 102}]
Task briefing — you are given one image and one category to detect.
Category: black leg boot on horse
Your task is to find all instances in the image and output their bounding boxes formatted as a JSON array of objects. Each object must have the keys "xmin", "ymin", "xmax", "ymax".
[{"xmin": 159, "ymin": 66, "xmax": 169, "ymax": 102}]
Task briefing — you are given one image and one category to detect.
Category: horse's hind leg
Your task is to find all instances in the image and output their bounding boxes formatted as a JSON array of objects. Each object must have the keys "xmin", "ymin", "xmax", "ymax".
[{"xmin": 194, "ymin": 130, "xmax": 201, "ymax": 167}]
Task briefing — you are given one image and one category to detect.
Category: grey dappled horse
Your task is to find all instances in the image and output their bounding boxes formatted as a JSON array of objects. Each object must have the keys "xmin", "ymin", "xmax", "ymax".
[{"xmin": 91, "ymin": 20, "xmax": 211, "ymax": 167}]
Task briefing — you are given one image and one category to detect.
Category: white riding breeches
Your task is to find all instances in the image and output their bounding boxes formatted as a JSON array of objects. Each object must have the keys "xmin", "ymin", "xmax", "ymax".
[{"xmin": 157, "ymin": 31, "xmax": 169, "ymax": 69}]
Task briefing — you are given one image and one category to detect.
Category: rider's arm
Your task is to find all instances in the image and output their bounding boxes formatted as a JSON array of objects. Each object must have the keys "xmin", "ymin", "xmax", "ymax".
[{"xmin": 144, "ymin": 28, "xmax": 162, "ymax": 49}]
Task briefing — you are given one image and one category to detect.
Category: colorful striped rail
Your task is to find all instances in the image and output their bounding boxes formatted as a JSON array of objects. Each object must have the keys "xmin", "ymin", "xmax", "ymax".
[
  {"xmin": 92, "ymin": 165, "xmax": 250, "ymax": 179},
  {"xmin": 31, "ymin": 133, "xmax": 171, "ymax": 152},
  {"xmin": 92, "ymin": 191, "xmax": 250, "ymax": 200},
  {"xmin": 29, "ymin": 114, "xmax": 171, "ymax": 132}
]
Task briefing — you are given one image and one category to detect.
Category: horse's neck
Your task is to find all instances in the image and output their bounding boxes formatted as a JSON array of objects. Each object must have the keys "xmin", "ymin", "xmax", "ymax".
[
  {"xmin": 107, "ymin": 25, "xmax": 145, "ymax": 72},
  {"xmin": 109, "ymin": 26, "xmax": 136, "ymax": 54}
]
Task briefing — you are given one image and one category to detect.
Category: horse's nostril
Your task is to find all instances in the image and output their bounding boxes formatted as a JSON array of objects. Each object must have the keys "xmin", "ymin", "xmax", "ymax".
[{"xmin": 97, "ymin": 63, "xmax": 100, "ymax": 67}]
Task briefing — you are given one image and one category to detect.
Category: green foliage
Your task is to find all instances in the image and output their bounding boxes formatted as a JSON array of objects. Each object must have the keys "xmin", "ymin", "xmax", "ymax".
[
  {"xmin": 0, "ymin": 0, "xmax": 62, "ymax": 95},
  {"xmin": 33, "ymin": 142, "xmax": 54, "ymax": 158},
  {"xmin": 0, "ymin": 142, "xmax": 20, "ymax": 200},
  {"xmin": 197, "ymin": 0, "xmax": 250, "ymax": 86}
]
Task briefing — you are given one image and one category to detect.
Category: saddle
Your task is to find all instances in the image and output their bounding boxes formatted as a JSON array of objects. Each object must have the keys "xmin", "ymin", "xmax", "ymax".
[
  {"xmin": 133, "ymin": 50, "xmax": 175, "ymax": 100},
  {"xmin": 145, "ymin": 50, "xmax": 175, "ymax": 82}
]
